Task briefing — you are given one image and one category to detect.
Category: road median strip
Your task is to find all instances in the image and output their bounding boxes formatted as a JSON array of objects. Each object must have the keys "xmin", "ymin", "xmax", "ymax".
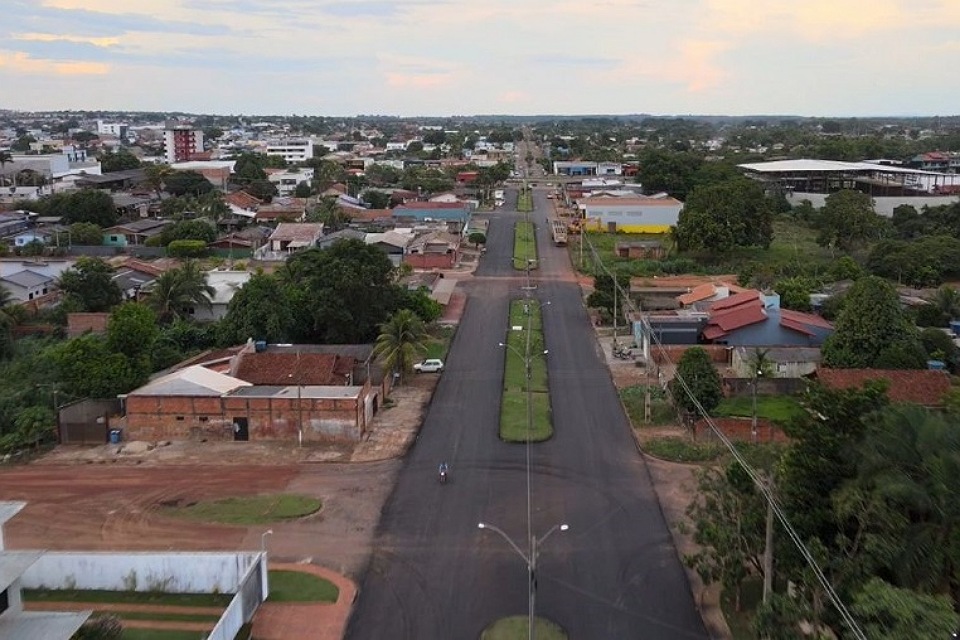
[{"xmin": 499, "ymin": 300, "xmax": 552, "ymax": 442}]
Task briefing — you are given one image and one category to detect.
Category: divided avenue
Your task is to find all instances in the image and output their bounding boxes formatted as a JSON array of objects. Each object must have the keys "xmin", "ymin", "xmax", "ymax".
[{"xmin": 344, "ymin": 189, "xmax": 708, "ymax": 639}]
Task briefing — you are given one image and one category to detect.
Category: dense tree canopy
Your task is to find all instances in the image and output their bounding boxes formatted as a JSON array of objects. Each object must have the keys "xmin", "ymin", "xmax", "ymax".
[
  {"xmin": 99, "ymin": 149, "xmax": 141, "ymax": 173},
  {"xmin": 674, "ymin": 178, "xmax": 774, "ymax": 253},
  {"xmin": 821, "ymin": 276, "xmax": 925, "ymax": 369},
  {"xmin": 815, "ymin": 190, "xmax": 886, "ymax": 251},
  {"xmin": 671, "ymin": 346, "xmax": 723, "ymax": 414},
  {"xmin": 163, "ymin": 170, "xmax": 214, "ymax": 197},
  {"xmin": 31, "ymin": 190, "xmax": 118, "ymax": 227},
  {"xmin": 218, "ymin": 273, "xmax": 293, "ymax": 345},
  {"xmin": 58, "ymin": 257, "xmax": 123, "ymax": 312}
]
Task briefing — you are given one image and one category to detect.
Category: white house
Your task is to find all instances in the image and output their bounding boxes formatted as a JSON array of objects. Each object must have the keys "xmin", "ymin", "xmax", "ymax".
[
  {"xmin": 0, "ymin": 270, "xmax": 56, "ymax": 302},
  {"xmin": 264, "ymin": 140, "xmax": 313, "ymax": 164},
  {"xmin": 268, "ymin": 168, "xmax": 314, "ymax": 196},
  {"xmin": 189, "ymin": 270, "xmax": 252, "ymax": 322}
]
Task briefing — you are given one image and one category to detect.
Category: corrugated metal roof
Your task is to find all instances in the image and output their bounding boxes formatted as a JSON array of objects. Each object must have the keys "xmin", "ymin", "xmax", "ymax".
[
  {"xmin": 738, "ymin": 158, "xmax": 950, "ymax": 176},
  {"xmin": 0, "ymin": 610, "xmax": 92, "ymax": 640},
  {"xmin": 0, "ymin": 551, "xmax": 42, "ymax": 592},
  {"xmin": 130, "ymin": 365, "xmax": 251, "ymax": 397}
]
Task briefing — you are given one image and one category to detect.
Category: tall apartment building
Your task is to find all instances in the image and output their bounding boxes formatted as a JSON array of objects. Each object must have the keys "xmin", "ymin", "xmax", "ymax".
[
  {"xmin": 264, "ymin": 140, "xmax": 313, "ymax": 164},
  {"xmin": 163, "ymin": 125, "xmax": 204, "ymax": 164}
]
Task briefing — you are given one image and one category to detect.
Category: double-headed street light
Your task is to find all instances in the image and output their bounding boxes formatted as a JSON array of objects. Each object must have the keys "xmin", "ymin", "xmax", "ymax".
[{"xmin": 478, "ymin": 521, "xmax": 570, "ymax": 640}]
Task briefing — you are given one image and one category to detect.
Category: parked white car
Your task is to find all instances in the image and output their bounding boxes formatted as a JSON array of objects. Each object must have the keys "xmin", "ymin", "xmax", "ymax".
[{"xmin": 413, "ymin": 359, "xmax": 444, "ymax": 373}]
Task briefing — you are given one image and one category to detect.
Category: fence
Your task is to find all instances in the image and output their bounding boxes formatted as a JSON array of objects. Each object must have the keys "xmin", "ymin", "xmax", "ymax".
[
  {"xmin": 58, "ymin": 398, "xmax": 121, "ymax": 445},
  {"xmin": 21, "ymin": 551, "xmax": 267, "ymax": 640},
  {"xmin": 723, "ymin": 377, "xmax": 807, "ymax": 397}
]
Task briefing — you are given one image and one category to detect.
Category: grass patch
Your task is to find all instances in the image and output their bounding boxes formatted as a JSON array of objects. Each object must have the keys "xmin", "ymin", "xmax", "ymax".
[
  {"xmin": 517, "ymin": 191, "xmax": 534, "ymax": 212},
  {"xmin": 513, "ymin": 220, "xmax": 537, "ymax": 270},
  {"xmin": 122, "ymin": 631, "xmax": 207, "ymax": 640},
  {"xmin": 23, "ymin": 589, "xmax": 232, "ymax": 608},
  {"xmin": 107, "ymin": 611, "xmax": 222, "ymax": 623},
  {"xmin": 642, "ymin": 437, "xmax": 724, "ymax": 463},
  {"xmin": 714, "ymin": 395, "xmax": 805, "ymax": 424},
  {"xmin": 164, "ymin": 494, "xmax": 321, "ymax": 525},
  {"xmin": 267, "ymin": 570, "xmax": 339, "ymax": 603},
  {"xmin": 499, "ymin": 300, "xmax": 552, "ymax": 442},
  {"xmin": 481, "ymin": 615, "xmax": 567, "ymax": 640},
  {"xmin": 620, "ymin": 385, "xmax": 676, "ymax": 426},
  {"xmin": 424, "ymin": 325, "xmax": 456, "ymax": 360},
  {"xmin": 720, "ymin": 577, "xmax": 763, "ymax": 640},
  {"xmin": 500, "ymin": 390, "xmax": 551, "ymax": 442}
]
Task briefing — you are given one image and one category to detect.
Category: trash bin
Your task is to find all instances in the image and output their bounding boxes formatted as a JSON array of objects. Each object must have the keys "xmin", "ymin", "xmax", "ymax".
[{"xmin": 109, "ymin": 429, "xmax": 122, "ymax": 444}]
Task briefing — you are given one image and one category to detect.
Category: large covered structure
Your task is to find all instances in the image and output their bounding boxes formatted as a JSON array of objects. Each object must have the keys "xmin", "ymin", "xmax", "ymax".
[{"xmin": 738, "ymin": 159, "xmax": 960, "ymax": 215}]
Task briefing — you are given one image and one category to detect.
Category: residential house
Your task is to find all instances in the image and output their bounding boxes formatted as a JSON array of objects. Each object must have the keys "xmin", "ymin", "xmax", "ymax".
[
  {"xmin": 0, "ymin": 258, "xmax": 76, "ymax": 281},
  {"xmin": 316, "ymin": 228, "xmax": 366, "ymax": 250},
  {"xmin": 189, "ymin": 270, "xmax": 252, "ymax": 322},
  {"xmin": 365, "ymin": 229, "xmax": 413, "ymax": 266},
  {"xmin": 0, "ymin": 270, "xmax": 55, "ymax": 303},
  {"xmin": 404, "ymin": 231, "xmax": 460, "ymax": 269},
  {"xmin": 428, "ymin": 192, "xmax": 460, "ymax": 203},
  {"xmin": 258, "ymin": 223, "xmax": 324, "ymax": 260},
  {"xmin": 578, "ymin": 196, "xmax": 684, "ymax": 233},
  {"xmin": 700, "ymin": 290, "xmax": 834, "ymax": 347},
  {"xmin": 13, "ymin": 226, "xmax": 64, "ymax": 248},
  {"xmin": 123, "ymin": 341, "xmax": 385, "ymax": 443},
  {"xmin": 346, "ymin": 208, "xmax": 392, "ymax": 225},
  {"xmin": 103, "ymin": 219, "xmax": 171, "ymax": 247},
  {"xmin": 0, "ymin": 212, "xmax": 31, "ymax": 239},
  {"xmin": 111, "ymin": 260, "xmax": 164, "ymax": 300},
  {"xmin": 253, "ymin": 197, "xmax": 307, "ymax": 223},
  {"xmin": 224, "ymin": 191, "xmax": 262, "ymax": 220},
  {"xmin": 731, "ymin": 346, "xmax": 822, "ymax": 379},
  {"xmin": 813, "ymin": 368, "xmax": 952, "ymax": 407},
  {"xmin": 208, "ymin": 226, "xmax": 271, "ymax": 255}
]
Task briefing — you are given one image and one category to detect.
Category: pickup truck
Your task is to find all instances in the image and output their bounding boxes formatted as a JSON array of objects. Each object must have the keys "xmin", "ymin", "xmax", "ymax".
[{"xmin": 413, "ymin": 359, "xmax": 444, "ymax": 373}]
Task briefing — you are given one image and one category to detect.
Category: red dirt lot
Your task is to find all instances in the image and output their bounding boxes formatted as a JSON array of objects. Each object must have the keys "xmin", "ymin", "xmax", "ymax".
[{"xmin": 0, "ymin": 465, "xmax": 299, "ymax": 551}]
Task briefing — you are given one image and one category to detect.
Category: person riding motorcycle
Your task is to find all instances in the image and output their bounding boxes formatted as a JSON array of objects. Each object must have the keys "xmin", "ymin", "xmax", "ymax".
[{"xmin": 438, "ymin": 462, "xmax": 449, "ymax": 483}]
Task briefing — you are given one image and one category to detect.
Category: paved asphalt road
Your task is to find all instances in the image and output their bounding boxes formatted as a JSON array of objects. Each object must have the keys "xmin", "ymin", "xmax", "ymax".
[{"xmin": 345, "ymin": 190, "xmax": 708, "ymax": 639}]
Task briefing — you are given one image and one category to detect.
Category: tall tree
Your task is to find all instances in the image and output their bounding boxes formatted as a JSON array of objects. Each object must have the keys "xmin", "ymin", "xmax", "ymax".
[
  {"xmin": 851, "ymin": 578, "xmax": 959, "ymax": 640},
  {"xmin": 218, "ymin": 273, "xmax": 293, "ymax": 345},
  {"xmin": 674, "ymin": 178, "xmax": 774, "ymax": 253},
  {"xmin": 670, "ymin": 346, "xmax": 723, "ymax": 414},
  {"xmin": 373, "ymin": 309, "xmax": 428, "ymax": 385},
  {"xmin": 821, "ymin": 276, "xmax": 925, "ymax": 369},
  {"xmin": 815, "ymin": 190, "xmax": 886, "ymax": 251},
  {"xmin": 144, "ymin": 163, "xmax": 172, "ymax": 200},
  {"xmin": 164, "ymin": 170, "xmax": 214, "ymax": 197},
  {"xmin": 57, "ymin": 257, "xmax": 123, "ymax": 312},
  {"xmin": 144, "ymin": 261, "xmax": 214, "ymax": 322}
]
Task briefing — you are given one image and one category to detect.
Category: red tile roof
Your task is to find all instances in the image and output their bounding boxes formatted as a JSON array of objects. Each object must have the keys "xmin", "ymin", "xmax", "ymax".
[
  {"xmin": 677, "ymin": 283, "xmax": 717, "ymax": 306},
  {"xmin": 815, "ymin": 368, "xmax": 951, "ymax": 406},
  {"xmin": 225, "ymin": 191, "xmax": 262, "ymax": 210},
  {"xmin": 709, "ymin": 289, "xmax": 761, "ymax": 312},
  {"xmin": 702, "ymin": 303, "xmax": 767, "ymax": 339},
  {"xmin": 234, "ymin": 352, "xmax": 355, "ymax": 386},
  {"xmin": 347, "ymin": 208, "xmax": 392, "ymax": 221},
  {"xmin": 779, "ymin": 308, "xmax": 834, "ymax": 330}
]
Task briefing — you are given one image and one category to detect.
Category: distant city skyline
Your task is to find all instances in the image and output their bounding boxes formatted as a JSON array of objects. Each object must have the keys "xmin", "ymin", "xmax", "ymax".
[{"xmin": 2, "ymin": 0, "xmax": 959, "ymax": 117}]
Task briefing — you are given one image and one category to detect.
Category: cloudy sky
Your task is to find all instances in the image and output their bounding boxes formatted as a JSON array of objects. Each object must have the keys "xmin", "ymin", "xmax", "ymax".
[{"xmin": 1, "ymin": 0, "xmax": 958, "ymax": 117}]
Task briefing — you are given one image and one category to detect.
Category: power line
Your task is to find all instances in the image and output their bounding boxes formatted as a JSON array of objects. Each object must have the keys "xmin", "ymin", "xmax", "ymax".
[{"xmin": 582, "ymin": 234, "xmax": 867, "ymax": 640}]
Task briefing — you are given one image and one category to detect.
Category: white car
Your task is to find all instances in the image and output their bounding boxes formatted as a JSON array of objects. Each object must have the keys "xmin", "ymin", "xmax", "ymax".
[{"xmin": 413, "ymin": 359, "xmax": 444, "ymax": 373}]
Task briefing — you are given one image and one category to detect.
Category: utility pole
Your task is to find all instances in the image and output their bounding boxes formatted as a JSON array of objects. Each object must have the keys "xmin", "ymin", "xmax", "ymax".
[{"xmin": 762, "ymin": 475, "xmax": 775, "ymax": 604}]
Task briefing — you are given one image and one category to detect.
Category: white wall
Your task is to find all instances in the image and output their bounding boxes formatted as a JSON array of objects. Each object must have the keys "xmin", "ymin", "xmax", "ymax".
[
  {"xmin": 789, "ymin": 192, "xmax": 960, "ymax": 217},
  {"xmin": 21, "ymin": 552, "xmax": 259, "ymax": 593}
]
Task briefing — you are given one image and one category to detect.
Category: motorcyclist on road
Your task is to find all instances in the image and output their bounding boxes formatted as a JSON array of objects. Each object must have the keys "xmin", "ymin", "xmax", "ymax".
[{"xmin": 438, "ymin": 462, "xmax": 449, "ymax": 481}]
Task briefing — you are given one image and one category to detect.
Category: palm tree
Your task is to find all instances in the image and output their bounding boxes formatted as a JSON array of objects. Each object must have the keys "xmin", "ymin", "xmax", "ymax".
[
  {"xmin": 373, "ymin": 309, "xmax": 428, "ymax": 385},
  {"xmin": 145, "ymin": 261, "xmax": 214, "ymax": 322},
  {"xmin": 932, "ymin": 285, "xmax": 960, "ymax": 321}
]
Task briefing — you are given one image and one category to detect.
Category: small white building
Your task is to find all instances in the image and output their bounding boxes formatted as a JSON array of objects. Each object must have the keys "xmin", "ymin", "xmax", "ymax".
[
  {"xmin": 268, "ymin": 168, "xmax": 315, "ymax": 196},
  {"xmin": 190, "ymin": 270, "xmax": 252, "ymax": 322}
]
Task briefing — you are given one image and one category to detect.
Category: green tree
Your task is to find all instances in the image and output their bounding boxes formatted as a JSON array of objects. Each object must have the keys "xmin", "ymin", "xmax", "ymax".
[
  {"xmin": 774, "ymin": 276, "xmax": 815, "ymax": 311},
  {"xmin": 145, "ymin": 261, "xmax": 214, "ymax": 322},
  {"xmin": 815, "ymin": 190, "xmax": 885, "ymax": 251},
  {"xmin": 674, "ymin": 178, "xmax": 773, "ymax": 252},
  {"xmin": 203, "ymin": 126, "xmax": 224, "ymax": 141},
  {"xmin": 308, "ymin": 197, "xmax": 351, "ymax": 231},
  {"xmin": 468, "ymin": 232, "xmax": 487, "ymax": 248},
  {"xmin": 98, "ymin": 149, "xmax": 141, "ymax": 173},
  {"xmin": 373, "ymin": 309, "xmax": 428, "ymax": 385},
  {"xmin": 166, "ymin": 239, "xmax": 208, "ymax": 258},
  {"xmin": 932, "ymin": 285, "xmax": 960, "ymax": 320},
  {"xmin": 37, "ymin": 190, "xmax": 118, "ymax": 227},
  {"xmin": 246, "ymin": 179, "xmax": 278, "ymax": 203},
  {"xmin": 232, "ymin": 152, "xmax": 267, "ymax": 183},
  {"xmin": 218, "ymin": 273, "xmax": 293, "ymax": 345},
  {"xmin": 671, "ymin": 346, "xmax": 723, "ymax": 414},
  {"xmin": 161, "ymin": 219, "xmax": 217, "ymax": 244},
  {"xmin": 283, "ymin": 240, "xmax": 405, "ymax": 343},
  {"xmin": 164, "ymin": 170, "xmax": 213, "ymax": 197},
  {"xmin": 685, "ymin": 462, "xmax": 767, "ymax": 611},
  {"xmin": 637, "ymin": 149, "xmax": 703, "ymax": 199},
  {"xmin": 71, "ymin": 614, "xmax": 123, "ymax": 640},
  {"xmin": 361, "ymin": 189, "xmax": 391, "ymax": 209},
  {"xmin": 57, "ymin": 257, "xmax": 123, "ymax": 312},
  {"xmin": 821, "ymin": 276, "xmax": 925, "ymax": 369},
  {"xmin": 106, "ymin": 303, "xmax": 159, "ymax": 361},
  {"xmin": 402, "ymin": 289, "xmax": 442, "ymax": 323},
  {"xmin": 294, "ymin": 181, "xmax": 312, "ymax": 198},
  {"xmin": 851, "ymin": 578, "xmax": 959, "ymax": 640},
  {"xmin": 50, "ymin": 334, "xmax": 142, "ymax": 398},
  {"xmin": 66, "ymin": 222, "xmax": 104, "ymax": 246},
  {"xmin": 144, "ymin": 163, "xmax": 172, "ymax": 200}
]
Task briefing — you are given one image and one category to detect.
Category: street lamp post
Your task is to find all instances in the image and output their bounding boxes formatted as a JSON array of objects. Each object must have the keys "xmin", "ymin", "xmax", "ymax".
[
  {"xmin": 260, "ymin": 529, "xmax": 273, "ymax": 553},
  {"xmin": 478, "ymin": 521, "xmax": 569, "ymax": 640}
]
